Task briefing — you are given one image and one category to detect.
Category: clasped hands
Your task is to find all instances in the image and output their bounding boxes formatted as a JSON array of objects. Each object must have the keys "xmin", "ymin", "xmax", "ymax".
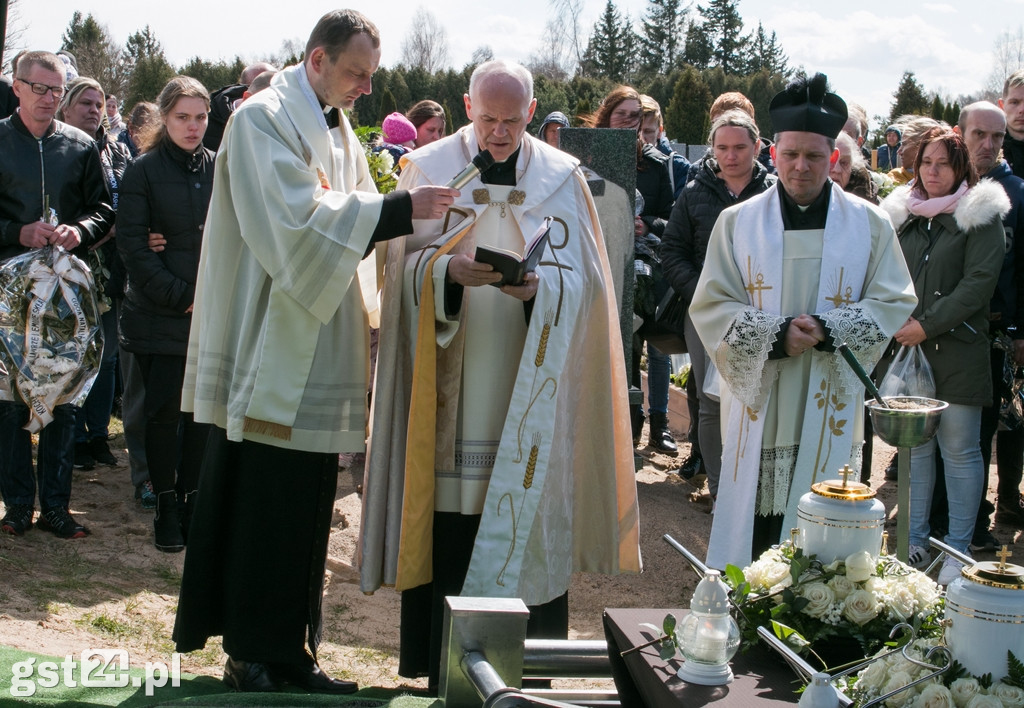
[
  {"xmin": 447, "ymin": 255, "xmax": 538, "ymax": 301},
  {"xmin": 784, "ymin": 314, "xmax": 826, "ymax": 357},
  {"xmin": 19, "ymin": 221, "xmax": 81, "ymax": 250}
]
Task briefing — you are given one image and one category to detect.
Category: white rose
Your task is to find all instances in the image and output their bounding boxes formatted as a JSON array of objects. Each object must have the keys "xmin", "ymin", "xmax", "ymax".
[
  {"xmin": 966, "ymin": 694, "xmax": 1005, "ymax": 708},
  {"xmin": 761, "ymin": 561, "xmax": 792, "ymax": 589},
  {"xmin": 990, "ymin": 683, "xmax": 1024, "ymax": 708},
  {"xmin": 882, "ymin": 670, "xmax": 915, "ymax": 707},
  {"xmin": 829, "ymin": 574, "xmax": 856, "ymax": 601},
  {"xmin": 846, "ymin": 550, "xmax": 876, "ymax": 583},
  {"xmin": 843, "ymin": 588, "xmax": 881, "ymax": 625},
  {"xmin": 917, "ymin": 682, "xmax": 956, "ymax": 708},
  {"xmin": 885, "ymin": 584, "xmax": 918, "ymax": 621},
  {"xmin": 908, "ymin": 572, "xmax": 943, "ymax": 608},
  {"xmin": 950, "ymin": 678, "xmax": 981, "ymax": 708},
  {"xmin": 798, "ymin": 581, "xmax": 836, "ymax": 619},
  {"xmin": 855, "ymin": 659, "xmax": 890, "ymax": 692}
]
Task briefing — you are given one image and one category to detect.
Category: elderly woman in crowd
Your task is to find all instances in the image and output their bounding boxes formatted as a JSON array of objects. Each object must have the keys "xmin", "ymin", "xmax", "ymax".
[
  {"xmin": 57, "ymin": 78, "xmax": 133, "ymax": 472},
  {"xmin": 832, "ymin": 132, "xmax": 879, "ymax": 204},
  {"xmin": 661, "ymin": 109, "xmax": 776, "ymax": 502},
  {"xmin": 880, "ymin": 127, "xmax": 1008, "ymax": 585},
  {"xmin": 117, "ymin": 76, "xmax": 215, "ymax": 552},
  {"xmin": 405, "ymin": 99, "xmax": 445, "ymax": 149},
  {"xmin": 585, "ymin": 85, "xmax": 677, "ymax": 454}
]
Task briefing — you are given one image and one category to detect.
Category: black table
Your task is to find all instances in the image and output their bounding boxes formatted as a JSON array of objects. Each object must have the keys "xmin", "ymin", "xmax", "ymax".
[{"xmin": 604, "ymin": 608, "xmax": 804, "ymax": 707}]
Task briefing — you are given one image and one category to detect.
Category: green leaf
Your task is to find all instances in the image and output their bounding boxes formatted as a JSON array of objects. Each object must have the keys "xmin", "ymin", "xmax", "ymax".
[
  {"xmin": 724, "ymin": 564, "xmax": 746, "ymax": 588},
  {"xmin": 791, "ymin": 596, "xmax": 810, "ymax": 613},
  {"xmin": 663, "ymin": 613, "xmax": 677, "ymax": 636},
  {"xmin": 659, "ymin": 640, "xmax": 677, "ymax": 661},
  {"xmin": 1006, "ymin": 650, "xmax": 1024, "ymax": 688},
  {"xmin": 771, "ymin": 620, "xmax": 811, "ymax": 649}
]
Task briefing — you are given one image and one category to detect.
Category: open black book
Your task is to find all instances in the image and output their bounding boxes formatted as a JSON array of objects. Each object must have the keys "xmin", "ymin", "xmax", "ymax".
[{"xmin": 473, "ymin": 219, "xmax": 551, "ymax": 287}]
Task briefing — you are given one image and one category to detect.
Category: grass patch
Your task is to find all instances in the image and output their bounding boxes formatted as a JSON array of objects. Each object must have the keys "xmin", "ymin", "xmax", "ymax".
[{"xmin": 80, "ymin": 612, "xmax": 136, "ymax": 640}]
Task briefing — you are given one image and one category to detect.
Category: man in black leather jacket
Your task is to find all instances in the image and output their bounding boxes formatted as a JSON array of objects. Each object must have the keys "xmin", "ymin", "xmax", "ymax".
[{"xmin": 0, "ymin": 51, "xmax": 114, "ymax": 540}]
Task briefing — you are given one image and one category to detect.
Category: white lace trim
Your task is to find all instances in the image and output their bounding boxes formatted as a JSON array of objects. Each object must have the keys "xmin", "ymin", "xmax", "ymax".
[
  {"xmin": 718, "ymin": 308, "xmax": 785, "ymax": 407},
  {"xmin": 756, "ymin": 444, "xmax": 798, "ymax": 516},
  {"xmin": 821, "ymin": 304, "xmax": 889, "ymax": 401}
]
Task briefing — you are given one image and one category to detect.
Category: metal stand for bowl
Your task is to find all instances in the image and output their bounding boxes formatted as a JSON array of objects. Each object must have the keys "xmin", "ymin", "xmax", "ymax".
[{"xmin": 866, "ymin": 397, "xmax": 948, "ymax": 563}]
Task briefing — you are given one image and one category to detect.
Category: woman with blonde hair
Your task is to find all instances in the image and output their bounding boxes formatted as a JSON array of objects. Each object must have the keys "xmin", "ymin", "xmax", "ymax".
[
  {"xmin": 117, "ymin": 76, "xmax": 215, "ymax": 552},
  {"xmin": 57, "ymin": 77, "xmax": 134, "ymax": 472},
  {"xmin": 661, "ymin": 109, "xmax": 776, "ymax": 498}
]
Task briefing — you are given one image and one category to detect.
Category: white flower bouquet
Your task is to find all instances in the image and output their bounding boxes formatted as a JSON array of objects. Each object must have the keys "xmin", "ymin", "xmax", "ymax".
[
  {"xmin": 0, "ymin": 246, "xmax": 102, "ymax": 431},
  {"xmin": 726, "ymin": 542, "xmax": 945, "ymax": 668},
  {"xmin": 849, "ymin": 638, "xmax": 1024, "ymax": 707}
]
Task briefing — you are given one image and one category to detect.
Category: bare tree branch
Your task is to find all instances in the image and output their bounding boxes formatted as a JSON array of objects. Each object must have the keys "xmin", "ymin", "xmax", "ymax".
[{"xmin": 400, "ymin": 7, "xmax": 451, "ymax": 73}]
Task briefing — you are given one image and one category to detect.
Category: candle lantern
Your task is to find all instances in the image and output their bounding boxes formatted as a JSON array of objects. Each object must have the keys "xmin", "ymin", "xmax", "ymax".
[{"xmin": 676, "ymin": 569, "xmax": 741, "ymax": 685}]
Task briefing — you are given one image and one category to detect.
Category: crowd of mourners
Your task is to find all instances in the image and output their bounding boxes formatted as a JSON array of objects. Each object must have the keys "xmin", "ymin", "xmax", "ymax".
[{"xmin": 1, "ymin": 21, "xmax": 1024, "ymax": 693}]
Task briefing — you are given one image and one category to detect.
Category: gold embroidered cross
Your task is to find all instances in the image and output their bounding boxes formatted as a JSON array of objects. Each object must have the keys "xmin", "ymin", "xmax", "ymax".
[
  {"xmin": 996, "ymin": 545, "xmax": 1013, "ymax": 569},
  {"xmin": 826, "ymin": 267, "xmax": 855, "ymax": 307},
  {"xmin": 745, "ymin": 256, "xmax": 772, "ymax": 309}
]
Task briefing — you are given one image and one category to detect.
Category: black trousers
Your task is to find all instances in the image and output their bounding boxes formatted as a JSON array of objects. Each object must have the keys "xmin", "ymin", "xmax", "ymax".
[
  {"xmin": 172, "ymin": 427, "xmax": 338, "ymax": 666},
  {"xmin": 398, "ymin": 511, "xmax": 569, "ymax": 691}
]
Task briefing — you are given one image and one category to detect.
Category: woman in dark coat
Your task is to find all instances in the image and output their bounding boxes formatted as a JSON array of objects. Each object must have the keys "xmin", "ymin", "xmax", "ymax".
[
  {"xmin": 879, "ymin": 127, "xmax": 1008, "ymax": 585},
  {"xmin": 117, "ymin": 76, "xmax": 215, "ymax": 552},
  {"xmin": 661, "ymin": 109, "xmax": 776, "ymax": 501},
  {"xmin": 584, "ymin": 85, "xmax": 678, "ymax": 452}
]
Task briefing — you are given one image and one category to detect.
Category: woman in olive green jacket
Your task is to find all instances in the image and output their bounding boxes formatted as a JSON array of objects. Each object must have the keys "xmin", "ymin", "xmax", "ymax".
[{"xmin": 880, "ymin": 127, "xmax": 1009, "ymax": 585}]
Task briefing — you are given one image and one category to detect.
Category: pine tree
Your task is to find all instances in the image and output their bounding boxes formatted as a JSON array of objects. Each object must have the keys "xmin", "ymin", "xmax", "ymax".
[
  {"xmin": 666, "ymin": 65, "xmax": 712, "ymax": 143},
  {"xmin": 637, "ymin": 0, "xmax": 686, "ymax": 77},
  {"xmin": 698, "ymin": 0, "xmax": 747, "ymax": 75},
  {"xmin": 745, "ymin": 22, "xmax": 789, "ymax": 77},
  {"xmin": 888, "ymin": 71, "xmax": 930, "ymax": 124},
  {"xmin": 944, "ymin": 101, "xmax": 960, "ymax": 127},
  {"xmin": 60, "ymin": 11, "xmax": 125, "ymax": 96},
  {"xmin": 581, "ymin": 0, "xmax": 638, "ymax": 83},
  {"xmin": 682, "ymin": 20, "xmax": 713, "ymax": 70},
  {"xmin": 930, "ymin": 95, "xmax": 944, "ymax": 121}
]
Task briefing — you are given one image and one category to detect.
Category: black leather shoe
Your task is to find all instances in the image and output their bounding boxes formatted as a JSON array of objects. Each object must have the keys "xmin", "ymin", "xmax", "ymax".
[
  {"xmin": 222, "ymin": 657, "xmax": 281, "ymax": 692},
  {"xmin": 269, "ymin": 662, "xmax": 358, "ymax": 694}
]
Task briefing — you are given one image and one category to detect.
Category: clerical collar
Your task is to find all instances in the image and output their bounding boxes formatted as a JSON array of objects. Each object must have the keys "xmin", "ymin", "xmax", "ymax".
[
  {"xmin": 779, "ymin": 181, "xmax": 831, "ymax": 230},
  {"xmin": 480, "ymin": 145, "xmax": 521, "ymax": 186}
]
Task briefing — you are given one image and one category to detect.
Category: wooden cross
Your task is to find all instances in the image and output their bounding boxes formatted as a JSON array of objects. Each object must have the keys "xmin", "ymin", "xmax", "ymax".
[
  {"xmin": 996, "ymin": 545, "xmax": 1013, "ymax": 570},
  {"xmin": 745, "ymin": 256, "xmax": 773, "ymax": 309},
  {"xmin": 826, "ymin": 267, "xmax": 855, "ymax": 308}
]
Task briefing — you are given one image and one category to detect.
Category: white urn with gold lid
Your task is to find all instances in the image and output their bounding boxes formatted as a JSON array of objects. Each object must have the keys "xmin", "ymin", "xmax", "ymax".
[
  {"xmin": 796, "ymin": 465, "xmax": 885, "ymax": 564},
  {"xmin": 944, "ymin": 547, "xmax": 1024, "ymax": 680}
]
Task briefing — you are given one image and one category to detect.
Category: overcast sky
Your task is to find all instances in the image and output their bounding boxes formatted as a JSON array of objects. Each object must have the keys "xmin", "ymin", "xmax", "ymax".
[{"xmin": 10, "ymin": 0, "xmax": 1023, "ymax": 128}]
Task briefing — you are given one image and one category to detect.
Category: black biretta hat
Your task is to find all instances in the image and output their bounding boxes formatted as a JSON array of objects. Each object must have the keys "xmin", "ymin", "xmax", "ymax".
[{"xmin": 769, "ymin": 73, "xmax": 847, "ymax": 139}]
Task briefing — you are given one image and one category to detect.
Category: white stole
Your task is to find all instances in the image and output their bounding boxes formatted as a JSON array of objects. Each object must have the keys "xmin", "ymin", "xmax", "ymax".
[{"xmin": 707, "ymin": 184, "xmax": 870, "ymax": 570}]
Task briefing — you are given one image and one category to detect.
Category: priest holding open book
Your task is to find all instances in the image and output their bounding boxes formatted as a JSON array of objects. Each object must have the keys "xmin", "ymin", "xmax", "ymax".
[{"xmin": 359, "ymin": 59, "xmax": 641, "ymax": 690}]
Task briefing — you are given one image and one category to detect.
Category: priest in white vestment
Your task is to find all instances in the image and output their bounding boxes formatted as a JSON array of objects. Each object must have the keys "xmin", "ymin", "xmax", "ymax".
[
  {"xmin": 172, "ymin": 11, "xmax": 458, "ymax": 695},
  {"xmin": 359, "ymin": 60, "xmax": 640, "ymax": 689},
  {"xmin": 689, "ymin": 74, "xmax": 917, "ymax": 571}
]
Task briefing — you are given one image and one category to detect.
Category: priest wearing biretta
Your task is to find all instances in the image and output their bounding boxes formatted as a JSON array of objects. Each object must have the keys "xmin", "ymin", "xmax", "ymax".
[{"xmin": 688, "ymin": 73, "xmax": 917, "ymax": 570}]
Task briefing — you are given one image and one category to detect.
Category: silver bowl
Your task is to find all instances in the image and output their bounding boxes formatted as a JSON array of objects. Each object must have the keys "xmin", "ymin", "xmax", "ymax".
[{"xmin": 866, "ymin": 396, "xmax": 948, "ymax": 448}]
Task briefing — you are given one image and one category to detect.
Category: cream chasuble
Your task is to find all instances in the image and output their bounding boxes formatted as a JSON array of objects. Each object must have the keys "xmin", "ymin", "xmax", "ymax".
[
  {"xmin": 690, "ymin": 183, "xmax": 916, "ymax": 570},
  {"xmin": 360, "ymin": 128, "xmax": 641, "ymax": 604}
]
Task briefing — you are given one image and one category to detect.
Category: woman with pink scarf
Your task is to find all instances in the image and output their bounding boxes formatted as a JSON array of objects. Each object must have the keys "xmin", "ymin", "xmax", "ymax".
[{"xmin": 880, "ymin": 127, "xmax": 1009, "ymax": 585}]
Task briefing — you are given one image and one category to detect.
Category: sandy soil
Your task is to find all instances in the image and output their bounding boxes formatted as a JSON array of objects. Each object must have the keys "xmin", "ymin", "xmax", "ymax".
[{"xmin": 0, "ymin": 421, "xmax": 1019, "ymax": 692}]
